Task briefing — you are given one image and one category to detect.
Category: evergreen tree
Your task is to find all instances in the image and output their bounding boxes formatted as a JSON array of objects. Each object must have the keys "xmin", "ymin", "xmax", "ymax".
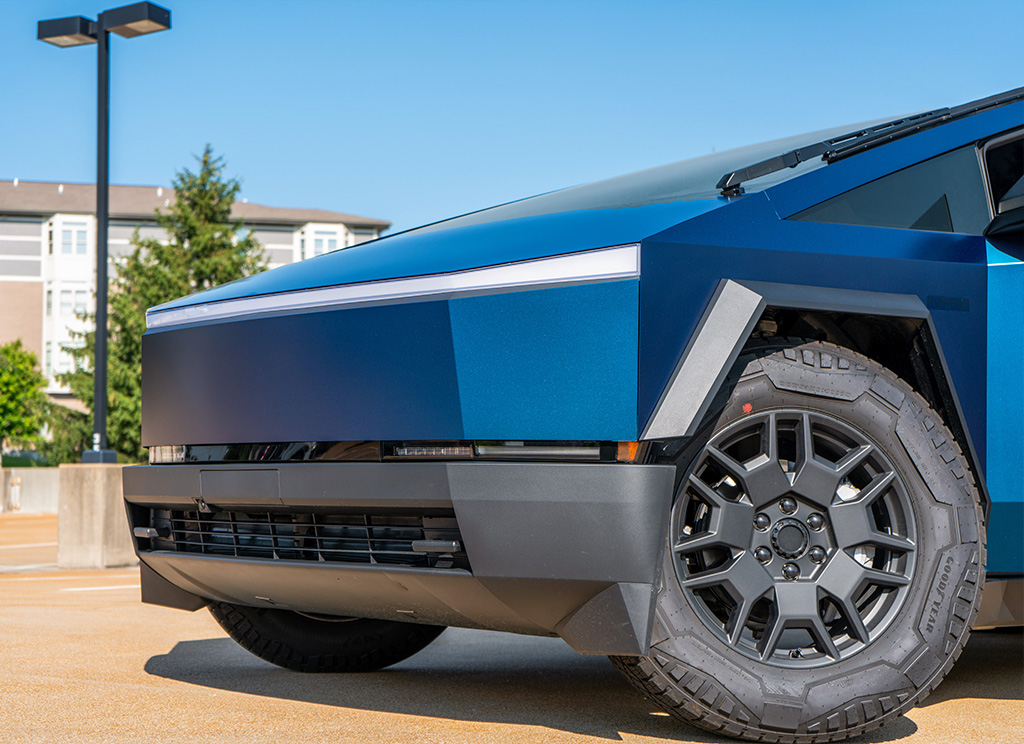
[
  {"xmin": 55, "ymin": 146, "xmax": 266, "ymax": 462},
  {"xmin": 0, "ymin": 340, "xmax": 49, "ymax": 465}
]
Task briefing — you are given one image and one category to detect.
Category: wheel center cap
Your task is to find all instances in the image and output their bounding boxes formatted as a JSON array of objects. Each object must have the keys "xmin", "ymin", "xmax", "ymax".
[{"xmin": 771, "ymin": 519, "xmax": 808, "ymax": 559}]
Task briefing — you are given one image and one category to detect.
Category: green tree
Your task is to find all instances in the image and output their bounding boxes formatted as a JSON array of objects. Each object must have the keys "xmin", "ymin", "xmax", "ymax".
[
  {"xmin": 56, "ymin": 145, "xmax": 266, "ymax": 462},
  {"xmin": 0, "ymin": 340, "xmax": 49, "ymax": 466}
]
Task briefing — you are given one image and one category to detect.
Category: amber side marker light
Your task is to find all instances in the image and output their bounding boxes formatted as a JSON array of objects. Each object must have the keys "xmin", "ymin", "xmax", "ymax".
[{"xmin": 617, "ymin": 441, "xmax": 640, "ymax": 462}]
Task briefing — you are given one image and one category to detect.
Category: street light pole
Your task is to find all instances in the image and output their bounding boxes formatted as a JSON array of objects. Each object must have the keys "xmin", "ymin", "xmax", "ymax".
[
  {"xmin": 38, "ymin": 3, "xmax": 171, "ymax": 464},
  {"xmin": 94, "ymin": 23, "xmax": 110, "ymax": 457}
]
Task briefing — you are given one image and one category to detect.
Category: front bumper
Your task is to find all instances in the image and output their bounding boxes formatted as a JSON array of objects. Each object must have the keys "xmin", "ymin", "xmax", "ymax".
[{"xmin": 123, "ymin": 461, "xmax": 675, "ymax": 655}]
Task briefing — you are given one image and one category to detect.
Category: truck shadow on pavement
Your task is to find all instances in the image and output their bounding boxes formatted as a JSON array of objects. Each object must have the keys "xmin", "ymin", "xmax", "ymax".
[
  {"xmin": 917, "ymin": 628, "xmax": 1024, "ymax": 707},
  {"xmin": 142, "ymin": 626, "xmax": 978, "ymax": 741}
]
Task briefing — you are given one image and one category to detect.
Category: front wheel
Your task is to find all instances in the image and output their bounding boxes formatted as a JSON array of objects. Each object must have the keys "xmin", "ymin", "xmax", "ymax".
[
  {"xmin": 613, "ymin": 340, "xmax": 984, "ymax": 742},
  {"xmin": 209, "ymin": 602, "xmax": 445, "ymax": 672}
]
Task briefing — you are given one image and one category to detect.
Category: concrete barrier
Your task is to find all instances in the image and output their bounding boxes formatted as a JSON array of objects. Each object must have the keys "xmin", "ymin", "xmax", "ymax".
[
  {"xmin": 57, "ymin": 463, "xmax": 137, "ymax": 569},
  {"xmin": 2, "ymin": 468, "xmax": 60, "ymax": 513}
]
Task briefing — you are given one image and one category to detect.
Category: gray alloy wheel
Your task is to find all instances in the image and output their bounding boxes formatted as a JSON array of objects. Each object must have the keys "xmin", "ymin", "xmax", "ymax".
[
  {"xmin": 612, "ymin": 340, "xmax": 984, "ymax": 742},
  {"xmin": 209, "ymin": 602, "xmax": 445, "ymax": 673}
]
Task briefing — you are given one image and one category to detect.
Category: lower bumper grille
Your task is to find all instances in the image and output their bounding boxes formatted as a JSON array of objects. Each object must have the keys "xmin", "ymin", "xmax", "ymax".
[{"xmin": 139, "ymin": 508, "xmax": 469, "ymax": 570}]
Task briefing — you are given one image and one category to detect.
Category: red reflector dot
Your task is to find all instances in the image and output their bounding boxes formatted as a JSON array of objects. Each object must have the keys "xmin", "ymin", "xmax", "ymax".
[{"xmin": 742, "ymin": 403, "xmax": 753, "ymax": 414}]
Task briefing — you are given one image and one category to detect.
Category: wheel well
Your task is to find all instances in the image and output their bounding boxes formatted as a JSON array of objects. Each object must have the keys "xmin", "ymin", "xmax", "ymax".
[{"xmin": 751, "ymin": 307, "xmax": 985, "ymax": 516}]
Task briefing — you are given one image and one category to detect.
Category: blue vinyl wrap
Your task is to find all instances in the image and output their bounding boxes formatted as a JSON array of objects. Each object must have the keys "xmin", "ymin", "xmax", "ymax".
[
  {"xmin": 143, "ymin": 279, "xmax": 640, "ymax": 445},
  {"xmin": 142, "ymin": 299, "xmax": 465, "ymax": 444},
  {"xmin": 450, "ymin": 279, "xmax": 638, "ymax": 440},
  {"xmin": 986, "ymin": 243, "xmax": 1024, "ymax": 572}
]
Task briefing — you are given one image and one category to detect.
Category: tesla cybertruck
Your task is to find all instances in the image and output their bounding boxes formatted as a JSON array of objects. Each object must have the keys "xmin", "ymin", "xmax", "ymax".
[{"xmin": 125, "ymin": 88, "xmax": 1023, "ymax": 742}]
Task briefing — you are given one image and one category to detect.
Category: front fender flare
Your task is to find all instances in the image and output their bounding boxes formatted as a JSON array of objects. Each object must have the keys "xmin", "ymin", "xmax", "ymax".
[{"xmin": 639, "ymin": 278, "xmax": 989, "ymax": 518}]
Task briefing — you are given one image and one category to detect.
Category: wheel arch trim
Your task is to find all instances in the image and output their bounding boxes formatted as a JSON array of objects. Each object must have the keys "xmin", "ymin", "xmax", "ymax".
[{"xmin": 639, "ymin": 278, "xmax": 989, "ymax": 518}]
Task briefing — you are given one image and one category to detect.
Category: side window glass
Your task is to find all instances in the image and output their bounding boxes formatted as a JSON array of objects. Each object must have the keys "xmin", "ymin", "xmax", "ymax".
[
  {"xmin": 791, "ymin": 146, "xmax": 990, "ymax": 234},
  {"xmin": 984, "ymin": 131, "xmax": 1024, "ymax": 215}
]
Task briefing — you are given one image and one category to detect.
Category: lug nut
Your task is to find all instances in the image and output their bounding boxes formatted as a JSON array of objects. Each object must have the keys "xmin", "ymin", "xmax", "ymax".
[
  {"xmin": 809, "ymin": 547, "xmax": 827, "ymax": 564},
  {"xmin": 754, "ymin": 547, "xmax": 772, "ymax": 564},
  {"xmin": 780, "ymin": 497, "xmax": 797, "ymax": 514},
  {"xmin": 782, "ymin": 563, "xmax": 800, "ymax": 580},
  {"xmin": 807, "ymin": 513, "xmax": 824, "ymax": 531},
  {"xmin": 754, "ymin": 513, "xmax": 771, "ymax": 531}
]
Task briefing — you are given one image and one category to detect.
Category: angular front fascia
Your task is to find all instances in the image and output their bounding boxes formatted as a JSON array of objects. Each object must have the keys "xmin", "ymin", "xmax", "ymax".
[{"xmin": 142, "ymin": 249, "xmax": 640, "ymax": 446}]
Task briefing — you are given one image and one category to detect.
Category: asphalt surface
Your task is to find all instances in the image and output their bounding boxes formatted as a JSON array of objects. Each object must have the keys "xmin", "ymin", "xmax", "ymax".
[{"xmin": 0, "ymin": 513, "xmax": 1021, "ymax": 744}]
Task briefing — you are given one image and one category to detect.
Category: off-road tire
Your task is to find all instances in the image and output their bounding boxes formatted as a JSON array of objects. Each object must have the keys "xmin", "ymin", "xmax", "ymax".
[
  {"xmin": 612, "ymin": 339, "xmax": 984, "ymax": 742},
  {"xmin": 209, "ymin": 602, "xmax": 445, "ymax": 672}
]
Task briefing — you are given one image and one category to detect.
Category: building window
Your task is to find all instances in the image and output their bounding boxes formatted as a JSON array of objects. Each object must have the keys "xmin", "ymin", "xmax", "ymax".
[
  {"xmin": 313, "ymin": 230, "xmax": 337, "ymax": 256},
  {"xmin": 74, "ymin": 290, "xmax": 87, "ymax": 315},
  {"xmin": 351, "ymin": 229, "xmax": 377, "ymax": 245},
  {"xmin": 60, "ymin": 290, "xmax": 72, "ymax": 316},
  {"xmin": 46, "ymin": 289, "xmax": 52, "ymax": 316},
  {"xmin": 48, "ymin": 227, "xmax": 54, "ymax": 255},
  {"xmin": 57, "ymin": 346, "xmax": 72, "ymax": 374},
  {"xmin": 45, "ymin": 342, "xmax": 52, "ymax": 376},
  {"xmin": 62, "ymin": 222, "xmax": 88, "ymax": 254}
]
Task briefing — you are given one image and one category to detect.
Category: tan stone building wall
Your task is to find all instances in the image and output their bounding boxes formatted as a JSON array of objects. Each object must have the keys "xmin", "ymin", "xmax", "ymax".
[{"xmin": 0, "ymin": 280, "xmax": 43, "ymax": 358}]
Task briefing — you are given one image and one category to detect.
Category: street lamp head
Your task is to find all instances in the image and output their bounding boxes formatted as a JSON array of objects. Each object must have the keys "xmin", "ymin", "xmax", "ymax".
[
  {"xmin": 37, "ymin": 16, "xmax": 97, "ymax": 47},
  {"xmin": 101, "ymin": 2, "xmax": 171, "ymax": 38}
]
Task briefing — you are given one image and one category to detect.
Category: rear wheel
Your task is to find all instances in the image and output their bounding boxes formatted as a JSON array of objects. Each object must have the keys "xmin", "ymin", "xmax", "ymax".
[
  {"xmin": 209, "ymin": 602, "xmax": 445, "ymax": 672},
  {"xmin": 613, "ymin": 340, "xmax": 984, "ymax": 742}
]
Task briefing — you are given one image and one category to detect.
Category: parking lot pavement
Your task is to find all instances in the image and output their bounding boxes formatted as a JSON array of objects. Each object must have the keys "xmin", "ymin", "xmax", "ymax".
[
  {"xmin": 0, "ymin": 513, "xmax": 58, "ymax": 572},
  {"xmin": 0, "ymin": 514, "xmax": 1021, "ymax": 744}
]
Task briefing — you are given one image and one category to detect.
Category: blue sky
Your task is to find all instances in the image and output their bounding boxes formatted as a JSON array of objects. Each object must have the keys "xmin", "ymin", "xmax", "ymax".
[{"xmin": 3, "ymin": 0, "xmax": 1022, "ymax": 233}]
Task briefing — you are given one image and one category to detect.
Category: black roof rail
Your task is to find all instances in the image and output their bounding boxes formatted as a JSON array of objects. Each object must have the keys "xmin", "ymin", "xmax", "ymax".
[{"xmin": 716, "ymin": 87, "xmax": 1024, "ymax": 196}]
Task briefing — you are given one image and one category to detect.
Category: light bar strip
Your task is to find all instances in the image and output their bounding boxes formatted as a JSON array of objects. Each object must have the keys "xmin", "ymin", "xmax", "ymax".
[{"xmin": 146, "ymin": 244, "xmax": 639, "ymax": 329}]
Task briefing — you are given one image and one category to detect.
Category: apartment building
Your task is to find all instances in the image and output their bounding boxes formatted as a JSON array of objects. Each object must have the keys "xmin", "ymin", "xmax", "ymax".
[{"xmin": 0, "ymin": 179, "xmax": 389, "ymax": 405}]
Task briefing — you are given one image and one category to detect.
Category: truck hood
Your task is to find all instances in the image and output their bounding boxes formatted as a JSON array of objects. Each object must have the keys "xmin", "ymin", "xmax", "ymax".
[
  {"xmin": 148, "ymin": 197, "xmax": 720, "ymax": 324},
  {"xmin": 148, "ymin": 118, "xmax": 882, "ymax": 325}
]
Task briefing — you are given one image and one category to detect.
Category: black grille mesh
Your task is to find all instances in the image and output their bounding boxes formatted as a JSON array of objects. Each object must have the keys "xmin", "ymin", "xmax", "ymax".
[{"xmin": 142, "ymin": 508, "xmax": 469, "ymax": 570}]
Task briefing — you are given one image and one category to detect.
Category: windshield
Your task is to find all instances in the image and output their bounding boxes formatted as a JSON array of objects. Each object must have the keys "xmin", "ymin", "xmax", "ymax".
[{"xmin": 409, "ymin": 119, "xmax": 888, "ymax": 236}]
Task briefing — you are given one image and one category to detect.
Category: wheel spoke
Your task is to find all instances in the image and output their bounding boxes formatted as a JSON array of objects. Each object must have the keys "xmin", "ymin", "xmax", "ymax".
[
  {"xmin": 810, "ymin": 614, "xmax": 841, "ymax": 658},
  {"xmin": 705, "ymin": 442, "xmax": 789, "ymax": 509},
  {"xmin": 682, "ymin": 552, "xmax": 774, "ymax": 603},
  {"xmin": 686, "ymin": 472, "xmax": 731, "ymax": 509},
  {"xmin": 682, "ymin": 474, "xmax": 755, "ymax": 552},
  {"xmin": 838, "ymin": 470, "xmax": 896, "ymax": 507},
  {"xmin": 704, "ymin": 446, "xmax": 748, "ymax": 490},
  {"xmin": 726, "ymin": 597, "xmax": 757, "ymax": 645},
  {"xmin": 864, "ymin": 530, "xmax": 915, "ymax": 554},
  {"xmin": 834, "ymin": 443, "xmax": 874, "ymax": 479},
  {"xmin": 682, "ymin": 554, "xmax": 741, "ymax": 590},
  {"xmin": 831, "ymin": 497, "xmax": 914, "ymax": 555},
  {"xmin": 760, "ymin": 412, "xmax": 779, "ymax": 464},
  {"xmin": 796, "ymin": 412, "xmax": 815, "ymax": 470},
  {"xmin": 817, "ymin": 550, "xmax": 910, "ymax": 612},
  {"xmin": 674, "ymin": 531, "xmax": 728, "ymax": 554},
  {"xmin": 757, "ymin": 607, "xmax": 786, "ymax": 659},
  {"xmin": 758, "ymin": 582, "xmax": 825, "ymax": 660},
  {"xmin": 790, "ymin": 413, "xmax": 841, "ymax": 509},
  {"xmin": 832, "ymin": 593, "xmax": 871, "ymax": 644},
  {"xmin": 860, "ymin": 564, "xmax": 910, "ymax": 588}
]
